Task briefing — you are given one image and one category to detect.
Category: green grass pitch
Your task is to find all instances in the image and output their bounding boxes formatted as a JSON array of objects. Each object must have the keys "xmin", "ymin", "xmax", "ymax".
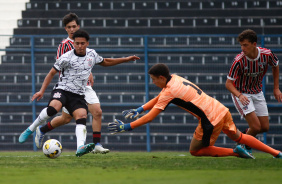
[{"xmin": 0, "ymin": 151, "xmax": 281, "ymax": 184}]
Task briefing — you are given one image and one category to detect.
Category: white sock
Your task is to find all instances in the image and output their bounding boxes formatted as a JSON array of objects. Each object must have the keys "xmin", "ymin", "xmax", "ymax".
[
  {"xmin": 29, "ymin": 107, "xmax": 50, "ymax": 132},
  {"xmin": 76, "ymin": 124, "xmax": 87, "ymax": 150}
]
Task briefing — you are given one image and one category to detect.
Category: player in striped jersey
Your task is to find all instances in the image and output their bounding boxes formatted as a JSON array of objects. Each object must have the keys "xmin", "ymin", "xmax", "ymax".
[
  {"xmin": 226, "ymin": 29, "xmax": 282, "ymax": 154},
  {"xmin": 108, "ymin": 63, "xmax": 282, "ymax": 159}
]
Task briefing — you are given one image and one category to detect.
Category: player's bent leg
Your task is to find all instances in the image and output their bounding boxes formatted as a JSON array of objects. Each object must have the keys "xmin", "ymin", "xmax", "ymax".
[
  {"xmin": 244, "ymin": 112, "xmax": 262, "ymax": 136},
  {"xmin": 50, "ymin": 111, "xmax": 73, "ymax": 128},
  {"xmin": 189, "ymin": 137, "xmax": 238, "ymax": 157},
  {"xmin": 257, "ymin": 116, "xmax": 269, "ymax": 133},
  {"xmin": 19, "ymin": 106, "xmax": 58, "ymax": 143},
  {"xmin": 88, "ymin": 103, "xmax": 110, "ymax": 154},
  {"xmin": 88, "ymin": 103, "xmax": 102, "ymax": 132},
  {"xmin": 229, "ymin": 130, "xmax": 281, "ymax": 158}
]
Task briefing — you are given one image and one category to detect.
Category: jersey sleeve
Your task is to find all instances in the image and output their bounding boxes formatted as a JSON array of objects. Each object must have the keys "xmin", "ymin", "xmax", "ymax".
[
  {"xmin": 153, "ymin": 89, "xmax": 174, "ymax": 110},
  {"xmin": 56, "ymin": 40, "xmax": 74, "ymax": 59},
  {"xmin": 56, "ymin": 43, "xmax": 64, "ymax": 59},
  {"xmin": 54, "ymin": 54, "xmax": 68, "ymax": 71},
  {"xmin": 269, "ymin": 51, "xmax": 279, "ymax": 67},
  {"xmin": 94, "ymin": 53, "xmax": 104, "ymax": 65},
  {"xmin": 227, "ymin": 59, "xmax": 241, "ymax": 81}
]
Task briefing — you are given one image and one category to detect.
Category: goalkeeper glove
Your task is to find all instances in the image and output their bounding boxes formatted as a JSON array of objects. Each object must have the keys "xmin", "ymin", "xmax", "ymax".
[
  {"xmin": 108, "ymin": 119, "xmax": 132, "ymax": 134},
  {"xmin": 122, "ymin": 106, "xmax": 144, "ymax": 119}
]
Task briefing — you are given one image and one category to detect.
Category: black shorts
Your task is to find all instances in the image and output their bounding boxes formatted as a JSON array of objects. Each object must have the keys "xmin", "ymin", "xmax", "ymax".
[{"xmin": 48, "ymin": 89, "xmax": 88, "ymax": 116}]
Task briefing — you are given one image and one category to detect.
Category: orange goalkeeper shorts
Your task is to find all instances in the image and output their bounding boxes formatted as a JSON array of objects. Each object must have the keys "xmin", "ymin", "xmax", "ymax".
[{"xmin": 194, "ymin": 111, "xmax": 237, "ymax": 146}]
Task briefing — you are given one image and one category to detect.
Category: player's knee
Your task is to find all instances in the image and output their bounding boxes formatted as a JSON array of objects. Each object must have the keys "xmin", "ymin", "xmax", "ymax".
[
  {"xmin": 76, "ymin": 118, "xmax": 87, "ymax": 125},
  {"xmin": 92, "ymin": 108, "xmax": 102, "ymax": 118},
  {"xmin": 47, "ymin": 106, "xmax": 58, "ymax": 117},
  {"xmin": 189, "ymin": 150, "xmax": 199, "ymax": 156},
  {"xmin": 62, "ymin": 114, "xmax": 72, "ymax": 124}
]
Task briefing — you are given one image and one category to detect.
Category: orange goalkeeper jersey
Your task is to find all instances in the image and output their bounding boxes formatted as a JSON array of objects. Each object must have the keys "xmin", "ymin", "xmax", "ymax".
[{"xmin": 153, "ymin": 74, "xmax": 228, "ymax": 126}]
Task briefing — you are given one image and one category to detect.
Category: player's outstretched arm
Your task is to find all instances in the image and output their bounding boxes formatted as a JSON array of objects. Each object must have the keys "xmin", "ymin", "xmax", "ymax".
[
  {"xmin": 122, "ymin": 95, "xmax": 160, "ymax": 120},
  {"xmin": 108, "ymin": 108, "xmax": 162, "ymax": 135},
  {"xmin": 32, "ymin": 67, "xmax": 57, "ymax": 101},
  {"xmin": 100, "ymin": 55, "xmax": 140, "ymax": 67}
]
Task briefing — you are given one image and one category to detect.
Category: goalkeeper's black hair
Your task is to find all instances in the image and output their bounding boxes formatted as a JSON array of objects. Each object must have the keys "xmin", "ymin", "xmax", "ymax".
[
  {"xmin": 73, "ymin": 29, "xmax": 90, "ymax": 41},
  {"xmin": 148, "ymin": 63, "xmax": 170, "ymax": 78},
  {"xmin": 63, "ymin": 12, "xmax": 79, "ymax": 27}
]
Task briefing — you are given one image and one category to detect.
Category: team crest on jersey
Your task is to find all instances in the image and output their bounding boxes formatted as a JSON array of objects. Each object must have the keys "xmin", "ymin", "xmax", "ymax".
[
  {"xmin": 53, "ymin": 92, "xmax": 61, "ymax": 98},
  {"xmin": 243, "ymin": 105, "xmax": 248, "ymax": 110},
  {"xmin": 87, "ymin": 58, "xmax": 93, "ymax": 66}
]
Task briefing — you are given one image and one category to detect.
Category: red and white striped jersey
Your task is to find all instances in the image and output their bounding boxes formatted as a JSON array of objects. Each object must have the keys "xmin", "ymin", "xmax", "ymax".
[
  {"xmin": 56, "ymin": 37, "xmax": 74, "ymax": 59},
  {"xmin": 227, "ymin": 47, "xmax": 279, "ymax": 94}
]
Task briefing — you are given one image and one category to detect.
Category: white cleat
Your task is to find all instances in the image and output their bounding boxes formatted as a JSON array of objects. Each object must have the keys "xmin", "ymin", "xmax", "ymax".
[
  {"xmin": 92, "ymin": 143, "xmax": 110, "ymax": 154},
  {"xmin": 35, "ymin": 126, "xmax": 45, "ymax": 148}
]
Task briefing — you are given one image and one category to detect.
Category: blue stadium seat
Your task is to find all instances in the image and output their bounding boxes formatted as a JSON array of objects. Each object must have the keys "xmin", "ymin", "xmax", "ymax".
[
  {"xmin": 263, "ymin": 18, "xmax": 282, "ymax": 27},
  {"xmin": 17, "ymin": 19, "xmax": 38, "ymax": 27},
  {"xmin": 246, "ymin": 1, "xmax": 268, "ymax": 9},
  {"xmin": 150, "ymin": 18, "xmax": 172, "ymax": 27},
  {"xmin": 179, "ymin": 1, "xmax": 200, "ymax": 9},
  {"xmin": 156, "ymin": 2, "xmax": 178, "ymax": 10},
  {"xmin": 201, "ymin": 1, "xmax": 223, "ymax": 9},
  {"xmin": 105, "ymin": 19, "xmax": 126, "ymax": 27},
  {"xmin": 39, "ymin": 19, "xmax": 61, "ymax": 28},
  {"xmin": 113, "ymin": 2, "xmax": 133, "ymax": 10},
  {"xmin": 47, "ymin": 2, "xmax": 68, "ymax": 10},
  {"xmin": 223, "ymin": 1, "xmax": 245, "ymax": 9},
  {"xmin": 217, "ymin": 18, "xmax": 239, "ymax": 27},
  {"xmin": 83, "ymin": 18, "xmax": 104, "ymax": 27},
  {"xmin": 26, "ymin": 2, "xmax": 45, "ymax": 10},
  {"xmin": 134, "ymin": 2, "xmax": 155, "ymax": 10},
  {"xmin": 240, "ymin": 18, "xmax": 261, "ymax": 27},
  {"xmin": 127, "ymin": 19, "xmax": 148, "ymax": 27},
  {"xmin": 69, "ymin": 2, "xmax": 90, "ymax": 10},
  {"xmin": 173, "ymin": 18, "xmax": 193, "ymax": 27},
  {"xmin": 90, "ymin": 1, "xmax": 111, "ymax": 10}
]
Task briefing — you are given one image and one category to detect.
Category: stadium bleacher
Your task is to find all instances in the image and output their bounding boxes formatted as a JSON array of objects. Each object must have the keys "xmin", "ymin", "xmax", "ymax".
[{"xmin": 0, "ymin": 0, "xmax": 282, "ymax": 151}]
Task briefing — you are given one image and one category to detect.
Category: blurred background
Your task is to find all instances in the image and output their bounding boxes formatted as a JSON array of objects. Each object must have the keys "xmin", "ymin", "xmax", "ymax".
[{"xmin": 0, "ymin": 0, "xmax": 282, "ymax": 151}]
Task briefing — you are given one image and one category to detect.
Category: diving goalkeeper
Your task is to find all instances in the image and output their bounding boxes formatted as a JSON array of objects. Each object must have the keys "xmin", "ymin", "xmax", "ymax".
[{"xmin": 108, "ymin": 63, "xmax": 282, "ymax": 159}]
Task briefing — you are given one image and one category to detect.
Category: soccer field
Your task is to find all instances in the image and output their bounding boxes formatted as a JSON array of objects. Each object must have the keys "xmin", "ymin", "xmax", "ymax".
[{"xmin": 0, "ymin": 151, "xmax": 281, "ymax": 184}]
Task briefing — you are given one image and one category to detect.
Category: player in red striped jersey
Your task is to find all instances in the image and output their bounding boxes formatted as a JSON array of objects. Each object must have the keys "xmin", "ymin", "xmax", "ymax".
[
  {"xmin": 226, "ymin": 29, "xmax": 282, "ymax": 154},
  {"xmin": 36, "ymin": 13, "xmax": 109, "ymax": 154}
]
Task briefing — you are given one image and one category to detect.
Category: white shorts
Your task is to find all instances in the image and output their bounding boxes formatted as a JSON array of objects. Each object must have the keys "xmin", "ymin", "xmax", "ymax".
[
  {"xmin": 231, "ymin": 91, "xmax": 268, "ymax": 117},
  {"xmin": 62, "ymin": 86, "xmax": 100, "ymax": 114}
]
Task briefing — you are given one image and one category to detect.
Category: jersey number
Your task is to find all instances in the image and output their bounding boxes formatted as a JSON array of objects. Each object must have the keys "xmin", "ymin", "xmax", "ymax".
[{"xmin": 183, "ymin": 81, "xmax": 202, "ymax": 95}]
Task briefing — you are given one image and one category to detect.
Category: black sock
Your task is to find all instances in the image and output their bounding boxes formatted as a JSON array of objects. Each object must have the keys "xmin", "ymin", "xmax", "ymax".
[
  {"xmin": 93, "ymin": 132, "xmax": 101, "ymax": 144},
  {"xmin": 40, "ymin": 122, "xmax": 54, "ymax": 134}
]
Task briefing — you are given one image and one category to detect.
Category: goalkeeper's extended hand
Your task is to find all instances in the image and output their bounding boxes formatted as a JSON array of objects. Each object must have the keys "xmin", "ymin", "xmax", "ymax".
[
  {"xmin": 122, "ymin": 106, "xmax": 144, "ymax": 119},
  {"xmin": 108, "ymin": 119, "xmax": 132, "ymax": 134}
]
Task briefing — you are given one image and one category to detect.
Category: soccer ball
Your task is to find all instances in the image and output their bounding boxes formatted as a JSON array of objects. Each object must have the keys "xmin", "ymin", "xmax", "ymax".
[{"xmin": 42, "ymin": 139, "xmax": 62, "ymax": 159}]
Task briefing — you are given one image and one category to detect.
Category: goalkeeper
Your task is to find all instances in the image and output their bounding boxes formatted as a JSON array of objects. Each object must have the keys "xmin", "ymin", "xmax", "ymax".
[{"xmin": 108, "ymin": 63, "xmax": 282, "ymax": 159}]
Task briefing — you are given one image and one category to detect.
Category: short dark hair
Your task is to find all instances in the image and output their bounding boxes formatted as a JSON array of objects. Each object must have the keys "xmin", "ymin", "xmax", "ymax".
[
  {"xmin": 148, "ymin": 63, "xmax": 170, "ymax": 78},
  {"xmin": 73, "ymin": 29, "xmax": 90, "ymax": 41},
  {"xmin": 237, "ymin": 29, "xmax": 257, "ymax": 43},
  {"xmin": 63, "ymin": 13, "xmax": 79, "ymax": 27}
]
